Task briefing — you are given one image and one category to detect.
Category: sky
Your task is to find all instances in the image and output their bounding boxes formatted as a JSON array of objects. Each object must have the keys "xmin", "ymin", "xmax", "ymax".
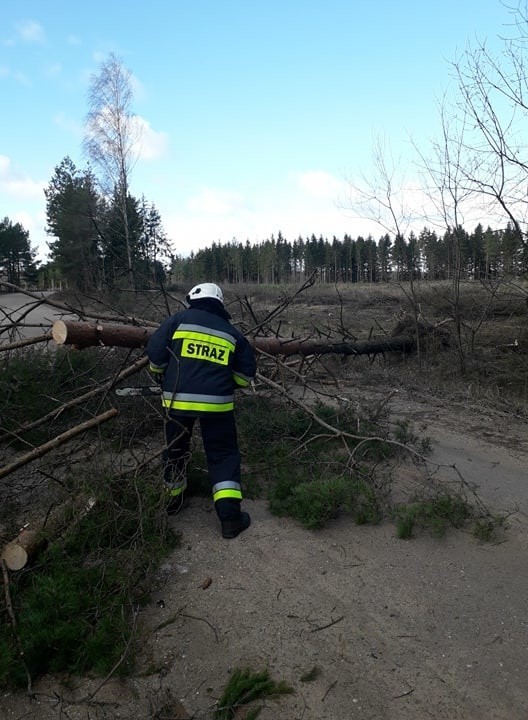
[{"xmin": 0, "ymin": 0, "xmax": 513, "ymax": 262}]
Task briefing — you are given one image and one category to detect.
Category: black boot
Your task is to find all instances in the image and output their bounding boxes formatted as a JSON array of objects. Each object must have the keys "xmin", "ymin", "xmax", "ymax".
[{"xmin": 221, "ymin": 511, "xmax": 251, "ymax": 539}]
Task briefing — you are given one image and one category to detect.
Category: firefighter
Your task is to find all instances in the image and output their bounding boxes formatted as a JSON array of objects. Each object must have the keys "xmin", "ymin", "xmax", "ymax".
[{"xmin": 146, "ymin": 282, "xmax": 256, "ymax": 539}]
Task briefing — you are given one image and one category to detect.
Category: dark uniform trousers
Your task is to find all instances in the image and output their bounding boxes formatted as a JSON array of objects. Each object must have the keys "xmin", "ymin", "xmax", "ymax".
[{"xmin": 163, "ymin": 410, "xmax": 242, "ymax": 521}]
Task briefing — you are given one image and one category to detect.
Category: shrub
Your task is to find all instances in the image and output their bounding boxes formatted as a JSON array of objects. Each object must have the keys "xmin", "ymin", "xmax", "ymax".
[{"xmin": 394, "ymin": 493, "xmax": 471, "ymax": 539}]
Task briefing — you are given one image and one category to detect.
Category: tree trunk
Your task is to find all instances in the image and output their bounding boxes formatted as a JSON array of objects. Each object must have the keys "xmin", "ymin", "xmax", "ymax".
[
  {"xmin": 52, "ymin": 320, "xmax": 418, "ymax": 356},
  {"xmin": 52, "ymin": 320, "xmax": 153, "ymax": 349}
]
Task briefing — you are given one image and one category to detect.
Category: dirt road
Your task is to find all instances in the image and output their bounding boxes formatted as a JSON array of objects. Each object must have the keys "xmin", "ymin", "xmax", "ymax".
[
  {"xmin": 134, "ymin": 407, "xmax": 528, "ymax": 720},
  {"xmin": 143, "ymin": 496, "xmax": 527, "ymax": 720}
]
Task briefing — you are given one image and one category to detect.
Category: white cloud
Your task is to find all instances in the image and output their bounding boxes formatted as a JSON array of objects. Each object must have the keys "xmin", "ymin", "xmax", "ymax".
[
  {"xmin": 0, "ymin": 155, "xmax": 44, "ymax": 200},
  {"xmin": 15, "ymin": 20, "xmax": 45, "ymax": 44},
  {"xmin": 45, "ymin": 62, "xmax": 62, "ymax": 77},
  {"xmin": 130, "ymin": 73, "xmax": 146, "ymax": 102},
  {"xmin": 132, "ymin": 116, "xmax": 169, "ymax": 161},
  {"xmin": 0, "ymin": 157, "xmax": 48, "ymax": 259},
  {"xmin": 13, "ymin": 70, "xmax": 30, "ymax": 86},
  {"xmin": 0, "ymin": 65, "xmax": 30, "ymax": 85},
  {"xmin": 92, "ymin": 50, "xmax": 108, "ymax": 64},
  {"xmin": 293, "ymin": 169, "xmax": 345, "ymax": 199},
  {"xmin": 159, "ymin": 172, "xmax": 372, "ymax": 257},
  {"xmin": 162, "ymin": 199, "xmax": 373, "ymax": 258},
  {"xmin": 54, "ymin": 112, "xmax": 82, "ymax": 137},
  {"xmin": 186, "ymin": 188, "xmax": 246, "ymax": 216},
  {"xmin": 11, "ymin": 210, "xmax": 48, "ymax": 257},
  {"xmin": 84, "ymin": 109, "xmax": 168, "ymax": 163}
]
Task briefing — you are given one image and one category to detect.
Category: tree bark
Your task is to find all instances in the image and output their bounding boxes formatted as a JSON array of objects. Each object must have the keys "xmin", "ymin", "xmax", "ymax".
[
  {"xmin": 253, "ymin": 336, "xmax": 416, "ymax": 356},
  {"xmin": 0, "ymin": 333, "xmax": 51, "ymax": 351},
  {"xmin": 1, "ymin": 529, "xmax": 41, "ymax": 571},
  {"xmin": 52, "ymin": 320, "xmax": 417, "ymax": 356},
  {"xmin": 52, "ymin": 320, "xmax": 153, "ymax": 349}
]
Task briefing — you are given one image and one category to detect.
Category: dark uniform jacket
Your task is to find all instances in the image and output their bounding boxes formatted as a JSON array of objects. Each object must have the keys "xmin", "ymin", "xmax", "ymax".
[{"xmin": 146, "ymin": 301, "xmax": 256, "ymax": 414}]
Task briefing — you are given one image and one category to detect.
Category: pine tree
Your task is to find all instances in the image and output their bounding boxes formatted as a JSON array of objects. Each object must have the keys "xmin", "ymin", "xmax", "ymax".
[
  {"xmin": 0, "ymin": 217, "xmax": 38, "ymax": 286},
  {"xmin": 45, "ymin": 157, "xmax": 102, "ymax": 292}
]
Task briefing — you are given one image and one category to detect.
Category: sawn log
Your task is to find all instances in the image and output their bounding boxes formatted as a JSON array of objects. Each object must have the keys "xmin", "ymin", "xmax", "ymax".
[
  {"xmin": 52, "ymin": 320, "xmax": 417, "ymax": 356},
  {"xmin": 1, "ymin": 497, "xmax": 96, "ymax": 571}
]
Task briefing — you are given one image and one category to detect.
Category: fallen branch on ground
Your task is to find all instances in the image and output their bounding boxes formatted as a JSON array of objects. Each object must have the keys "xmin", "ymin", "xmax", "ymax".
[{"xmin": 0, "ymin": 408, "xmax": 118, "ymax": 481}]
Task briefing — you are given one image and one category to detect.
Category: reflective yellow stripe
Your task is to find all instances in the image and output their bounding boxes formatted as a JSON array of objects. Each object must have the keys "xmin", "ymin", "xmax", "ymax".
[
  {"xmin": 162, "ymin": 399, "xmax": 234, "ymax": 412},
  {"xmin": 233, "ymin": 374, "xmax": 250, "ymax": 387},
  {"xmin": 213, "ymin": 489, "xmax": 243, "ymax": 501},
  {"xmin": 173, "ymin": 330, "xmax": 235, "ymax": 352},
  {"xmin": 149, "ymin": 364, "xmax": 165, "ymax": 374}
]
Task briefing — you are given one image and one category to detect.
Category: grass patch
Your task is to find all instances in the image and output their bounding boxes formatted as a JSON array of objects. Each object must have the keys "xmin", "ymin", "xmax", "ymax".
[
  {"xmin": 394, "ymin": 493, "xmax": 471, "ymax": 539},
  {"xmin": 472, "ymin": 514, "xmax": 507, "ymax": 542},
  {"xmin": 237, "ymin": 396, "xmax": 486, "ymax": 540},
  {"xmin": 0, "ymin": 472, "xmax": 177, "ymax": 689},
  {"xmin": 0, "ymin": 346, "xmax": 128, "ymax": 445},
  {"xmin": 215, "ymin": 667, "xmax": 293, "ymax": 719},
  {"xmin": 237, "ymin": 395, "xmax": 396, "ymax": 528},
  {"xmin": 270, "ymin": 474, "xmax": 382, "ymax": 529}
]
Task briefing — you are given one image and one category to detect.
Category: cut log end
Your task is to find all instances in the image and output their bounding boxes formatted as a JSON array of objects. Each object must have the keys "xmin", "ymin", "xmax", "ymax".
[
  {"xmin": 1, "ymin": 543, "xmax": 28, "ymax": 571},
  {"xmin": 52, "ymin": 320, "xmax": 68, "ymax": 345}
]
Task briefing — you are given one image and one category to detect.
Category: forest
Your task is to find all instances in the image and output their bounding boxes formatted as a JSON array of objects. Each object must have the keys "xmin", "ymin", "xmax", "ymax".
[{"xmin": 169, "ymin": 223, "xmax": 528, "ymax": 286}]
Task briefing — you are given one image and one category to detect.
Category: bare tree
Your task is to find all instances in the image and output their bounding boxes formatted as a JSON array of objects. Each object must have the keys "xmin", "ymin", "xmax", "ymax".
[
  {"xmin": 84, "ymin": 53, "xmax": 141, "ymax": 280},
  {"xmin": 414, "ymin": 101, "xmax": 475, "ymax": 373},
  {"xmin": 410, "ymin": 3, "xmax": 528, "ymax": 370},
  {"xmin": 342, "ymin": 136, "xmax": 426, "ymax": 363},
  {"xmin": 342, "ymin": 135, "xmax": 414, "ymax": 242},
  {"xmin": 446, "ymin": 3, "xmax": 528, "ymax": 236}
]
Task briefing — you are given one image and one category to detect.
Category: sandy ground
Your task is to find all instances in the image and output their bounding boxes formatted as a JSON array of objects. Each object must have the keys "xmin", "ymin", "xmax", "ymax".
[
  {"xmin": 132, "ymin": 403, "xmax": 528, "ymax": 720},
  {"xmin": 2, "ymin": 394, "xmax": 528, "ymax": 720}
]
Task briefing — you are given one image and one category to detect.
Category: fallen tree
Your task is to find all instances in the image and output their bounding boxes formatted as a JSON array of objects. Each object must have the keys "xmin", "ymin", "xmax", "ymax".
[{"xmin": 52, "ymin": 319, "xmax": 423, "ymax": 356}]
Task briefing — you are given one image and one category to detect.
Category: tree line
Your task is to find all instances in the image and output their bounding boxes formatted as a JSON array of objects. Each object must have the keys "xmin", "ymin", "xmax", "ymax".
[
  {"xmin": 3, "ymin": 204, "xmax": 526, "ymax": 293},
  {"xmin": 171, "ymin": 223, "xmax": 528, "ymax": 287}
]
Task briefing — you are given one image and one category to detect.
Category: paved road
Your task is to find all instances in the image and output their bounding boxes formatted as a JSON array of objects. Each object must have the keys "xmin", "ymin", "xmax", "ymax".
[{"xmin": 0, "ymin": 292, "xmax": 71, "ymax": 341}]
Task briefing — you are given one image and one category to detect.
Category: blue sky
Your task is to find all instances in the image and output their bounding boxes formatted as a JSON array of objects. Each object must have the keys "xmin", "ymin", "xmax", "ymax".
[{"xmin": 0, "ymin": 1, "xmax": 511, "ymax": 261}]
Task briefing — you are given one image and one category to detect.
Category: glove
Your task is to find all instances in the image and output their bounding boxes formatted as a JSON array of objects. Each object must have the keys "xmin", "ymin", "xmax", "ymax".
[{"xmin": 152, "ymin": 373, "xmax": 164, "ymax": 386}]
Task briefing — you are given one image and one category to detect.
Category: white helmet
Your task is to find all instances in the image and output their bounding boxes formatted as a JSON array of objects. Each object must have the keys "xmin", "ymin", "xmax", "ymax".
[{"xmin": 186, "ymin": 282, "xmax": 224, "ymax": 305}]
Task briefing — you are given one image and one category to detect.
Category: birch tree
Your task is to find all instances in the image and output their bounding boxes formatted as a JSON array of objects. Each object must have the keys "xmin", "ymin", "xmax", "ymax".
[{"xmin": 84, "ymin": 53, "xmax": 140, "ymax": 284}]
